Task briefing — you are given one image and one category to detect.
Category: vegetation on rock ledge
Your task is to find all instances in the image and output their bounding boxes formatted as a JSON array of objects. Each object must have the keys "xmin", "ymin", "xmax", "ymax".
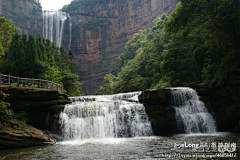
[{"xmin": 0, "ymin": 91, "xmax": 28, "ymax": 131}]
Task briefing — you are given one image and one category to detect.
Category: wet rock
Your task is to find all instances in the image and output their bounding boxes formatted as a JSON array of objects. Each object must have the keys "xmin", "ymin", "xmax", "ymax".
[
  {"xmin": 0, "ymin": 87, "xmax": 71, "ymax": 131},
  {"xmin": 139, "ymin": 89, "xmax": 172, "ymax": 105},
  {"xmin": 0, "ymin": 0, "xmax": 42, "ymax": 36},
  {"xmin": 196, "ymin": 85, "xmax": 240, "ymax": 133},
  {"xmin": 0, "ymin": 119, "xmax": 55, "ymax": 150},
  {"xmin": 138, "ymin": 89, "xmax": 178, "ymax": 135}
]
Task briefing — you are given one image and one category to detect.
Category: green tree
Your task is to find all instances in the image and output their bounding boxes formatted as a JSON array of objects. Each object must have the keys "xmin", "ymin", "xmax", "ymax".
[
  {"xmin": 0, "ymin": 21, "xmax": 83, "ymax": 96},
  {"xmin": 1, "ymin": 32, "xmax": 25, "ymax": 76},
  {"xmin": 68, "ymin": 49, "xmax": 77, "ymax": 73},
  {"xmin": 98, "ymin": 15, "xmax": 170, "ymax": 94},
  {"xmin": 0, "ymin": 17, "xmax": 16, "ymax": 56},
  {"xmin": 163, "ymin": 0, "xmax": 240, "ymax": 87},
  {"xmin": 97, "ymin": 74, "xmax": 115, "ymax": 95}
]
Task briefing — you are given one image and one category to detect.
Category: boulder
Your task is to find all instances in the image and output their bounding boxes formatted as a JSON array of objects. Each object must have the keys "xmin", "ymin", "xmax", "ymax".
[
  {"xmin": 0, "ymin": 87, "xmax": 71, "ymax": 131},
  {"xmin": 0, "ymin": 119, "xmax": 55, "ymax": 150}
]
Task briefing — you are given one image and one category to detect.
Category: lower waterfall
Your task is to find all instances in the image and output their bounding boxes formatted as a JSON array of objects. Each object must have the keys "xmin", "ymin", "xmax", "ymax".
[
  {"xmin": 59, "ymin": 92, "xmax": 153, "ymax": 140},
  {"xmin": 171, "ymin": 87, "xmax": 217, "ymax": 134}
]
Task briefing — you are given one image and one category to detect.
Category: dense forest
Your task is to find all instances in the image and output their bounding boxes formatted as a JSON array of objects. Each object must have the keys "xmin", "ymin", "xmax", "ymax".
[
  {"xmin": 97, "ymin": 0, "xmax": 240, "ymax": 94},
  {"xmin": 0, "ymin": 17, "xmax": 83, "ymax": 97}
]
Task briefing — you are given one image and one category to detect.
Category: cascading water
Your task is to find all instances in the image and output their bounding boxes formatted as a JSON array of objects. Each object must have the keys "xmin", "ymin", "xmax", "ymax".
[
  {"xmin": 42, "ymin": 10, "xmax": 72, "ymax": 48},
  {"xmin": 171, "ymin": 87, "xmax": 217, "ymax": 134},
  {"xmin": 59, "ymin": 92, "xmax": 153, "ymax": 140}
]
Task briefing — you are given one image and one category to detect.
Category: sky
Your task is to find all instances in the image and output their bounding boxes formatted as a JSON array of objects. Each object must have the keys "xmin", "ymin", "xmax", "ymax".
[{"xmin": 41, "ymin": 0, "xmax": 72, "ymax": 11}]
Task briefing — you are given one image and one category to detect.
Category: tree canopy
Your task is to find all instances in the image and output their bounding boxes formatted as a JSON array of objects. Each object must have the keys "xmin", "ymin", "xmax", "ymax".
[
  {"xmin": 98, "ymin": 0, "xmax": 240, "ymax": 94},
  {"xmin": 0, "ymin": 17, "xmax": 17, "ymax": 56},
  {"xmin": 0, "ymin": 30, "xmax": 83, "ymax": 96},
  {"xmin": 97, "ymin": 15, "xmax": 170, "ymax": 94}
]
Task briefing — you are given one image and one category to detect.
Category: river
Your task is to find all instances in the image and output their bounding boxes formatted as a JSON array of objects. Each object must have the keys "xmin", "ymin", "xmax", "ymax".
[
  {"xmin": 0, "ymin": 133, "xmax": 239, "ymax": 159},
  {"xmin": 0, "ymin": 89, "xmax": 239, "ymax": 159}
]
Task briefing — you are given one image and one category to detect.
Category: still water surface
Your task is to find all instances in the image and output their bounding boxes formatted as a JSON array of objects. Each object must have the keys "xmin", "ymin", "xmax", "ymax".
[{"xmin": 0, "ymin": 132, "xmax": 239, "ymax": 159}]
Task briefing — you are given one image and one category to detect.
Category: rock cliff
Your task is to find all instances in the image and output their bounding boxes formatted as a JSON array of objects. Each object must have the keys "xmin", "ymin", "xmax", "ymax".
[
  {"xmin": 139, "ymin": 86, "xmax": 240, "ymax": 134},
  {"xmin": 0, "ymin": 87, "xmax": 71, "ymax": 131},
  {"xmin": 139, "ymin": 89, "xmax": 178, "ymax": 135},
  {"xmin": 0, "ymin": 0, "xmax": 178, "ymax": 94},
  {"xmin": 196, "ymin": 85, "xmax": 240, "ymax": 133},
  {"xmin": 0, "ymin": 86, "xmax": 71, "ymax": 149},
  {"xmin": 0, "ymin": 119, "xmax": 55, "ymax": 150},
  {"xmin": 64, "ymin": 0, "xmax": 178, "ymax": 94},
  {"xmin": 0, "ymin": 0, "xmax": 42, "ymax": 35}
]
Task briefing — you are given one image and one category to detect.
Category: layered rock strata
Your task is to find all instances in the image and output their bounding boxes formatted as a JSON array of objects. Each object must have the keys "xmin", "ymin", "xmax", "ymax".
[
  {"xmin": 65, "ymin": 0, "xmax": 178, "ymax": 94},
  {"xmin": 0, "ymin": 0, "xmax": 178, "ymax": 94},
  {"xmin": 0, "ymin": 0, "xmax": 42, "ymax": 35},
  {"xmin": 0, "ymin": 119, "xmax": 55, "ymax": 150},
  {"xmin": 0, "ymin": 86, "xmax": 71, "ymax": 132}
]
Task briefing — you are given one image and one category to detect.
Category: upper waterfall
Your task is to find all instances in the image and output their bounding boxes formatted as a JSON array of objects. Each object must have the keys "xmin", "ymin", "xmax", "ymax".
[{"xmin": 42, "ymin": 10, "xmax": 72, "ymax": 49}]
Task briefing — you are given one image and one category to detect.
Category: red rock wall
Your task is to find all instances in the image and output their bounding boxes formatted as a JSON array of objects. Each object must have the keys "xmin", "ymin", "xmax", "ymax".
[
  {"xmin": 0, "ymin": 0, "xmax": 42, "ymax": 36},
  {"xmin": 0, "ymin": 0, "xmax": 178, "ymax": 95},
  {"xmin": 67, "ymin": 0, "xmax": 178, "ymax": 94}
]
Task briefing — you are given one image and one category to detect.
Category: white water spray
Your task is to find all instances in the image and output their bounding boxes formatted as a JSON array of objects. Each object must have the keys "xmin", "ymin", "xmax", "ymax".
[
  {"xmin": 171, "ymin": 87, "xmax": 217, "ymax": 134},
  {"xmin": 59, "ymin": 92, "xmax": 153, "ymax": 140},
  {"xmin": 42, "ymin": 10, "xmax": 72, "ymax": 48}
]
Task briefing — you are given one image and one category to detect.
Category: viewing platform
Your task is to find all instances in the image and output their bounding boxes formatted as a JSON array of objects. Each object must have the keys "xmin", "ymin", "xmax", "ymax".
[{"xmin": 0, "ymin": 73, "xmax": 63, "ymax": 93}]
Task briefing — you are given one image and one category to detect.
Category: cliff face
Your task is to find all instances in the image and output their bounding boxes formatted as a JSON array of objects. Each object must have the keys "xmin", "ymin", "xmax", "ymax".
[
  {"xmin": 0, "ymin": 0, "xmax": 42, "ymax": 35},
  {"xmin": 138, "ymin": 89, "xmax": 178, "ymax": 135},
  {"xmin": 0, "ymin": 87, "xmax": 71, "ymax": 131},
  {"xmin": 0, "ymin": 119, "xmax": 55, "ymax": 150},
  {"xmin": 65, "ymin": 0, "xmax": 178, "ymax": 94},
  {"xmin": 0, "ymin": 0, "xmax": 178, "ymax": 95}
]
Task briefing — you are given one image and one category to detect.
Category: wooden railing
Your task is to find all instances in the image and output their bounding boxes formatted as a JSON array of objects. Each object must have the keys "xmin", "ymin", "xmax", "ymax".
[{"xmin": 0, "ymin": 73, "xmax": 63, "ymax": 93}]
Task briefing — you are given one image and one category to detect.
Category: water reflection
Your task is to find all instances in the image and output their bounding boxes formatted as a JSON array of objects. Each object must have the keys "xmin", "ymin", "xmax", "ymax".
[{"xmin": 0, "ymin": 133, "xmax": 239, "ymax": 159}]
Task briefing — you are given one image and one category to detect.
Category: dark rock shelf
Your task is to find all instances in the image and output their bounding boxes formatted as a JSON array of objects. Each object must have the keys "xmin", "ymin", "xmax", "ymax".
[{"xmin": 138, "ymin": 89, "xmax": 178, "ymax": 136}]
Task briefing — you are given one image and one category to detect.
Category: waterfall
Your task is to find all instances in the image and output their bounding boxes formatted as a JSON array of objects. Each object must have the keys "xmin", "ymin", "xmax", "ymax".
[
  {"xmin": 68, "ymin": 16, "xmax": 72, "ymax": 51},
  {"xmin": 42, "ymin": 10, "xmax": 72, "ymax": 49},
  {"xmin": 171, "ymin": 87, "xmax": 217, "ymax": 134},
  {"xmin": 59, "ymin": 92, "xmax": 153, "ymax": 140}
]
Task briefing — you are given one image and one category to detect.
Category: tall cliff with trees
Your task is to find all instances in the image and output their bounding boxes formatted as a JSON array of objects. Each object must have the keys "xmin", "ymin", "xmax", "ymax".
[
  {"xmin": 62, "ymin": 0, "xmax": 178, "ymax": 94},
  {"xmin": 98, "ymin": 0, "xmax": 240, "ymax": 132},
  {"xmin": 1, "ymin": 0, "xmax": 178, "ymax": 94},
  {"xmin": 99, "ymin": 0, "xmax": 240, "ymax": 94}
]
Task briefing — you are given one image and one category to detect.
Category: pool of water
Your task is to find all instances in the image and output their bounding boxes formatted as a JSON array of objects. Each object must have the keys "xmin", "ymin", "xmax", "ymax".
[{"xmin": 0, "ymin": 132, "xmax": 239, "ymax": 159}]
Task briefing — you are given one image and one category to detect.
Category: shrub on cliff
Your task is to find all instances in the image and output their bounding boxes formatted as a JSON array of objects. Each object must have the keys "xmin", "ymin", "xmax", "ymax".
[
  {"xmin": 0, "ymin": 17, "xmax": 17, "ymax": 57},
  {"xmin": 0, "ymin": 91, "xmax": 28, "ymax": 130},
  {"xmin": 0, "ymin": 91, "xmax": 13, "ymax": 126}
]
